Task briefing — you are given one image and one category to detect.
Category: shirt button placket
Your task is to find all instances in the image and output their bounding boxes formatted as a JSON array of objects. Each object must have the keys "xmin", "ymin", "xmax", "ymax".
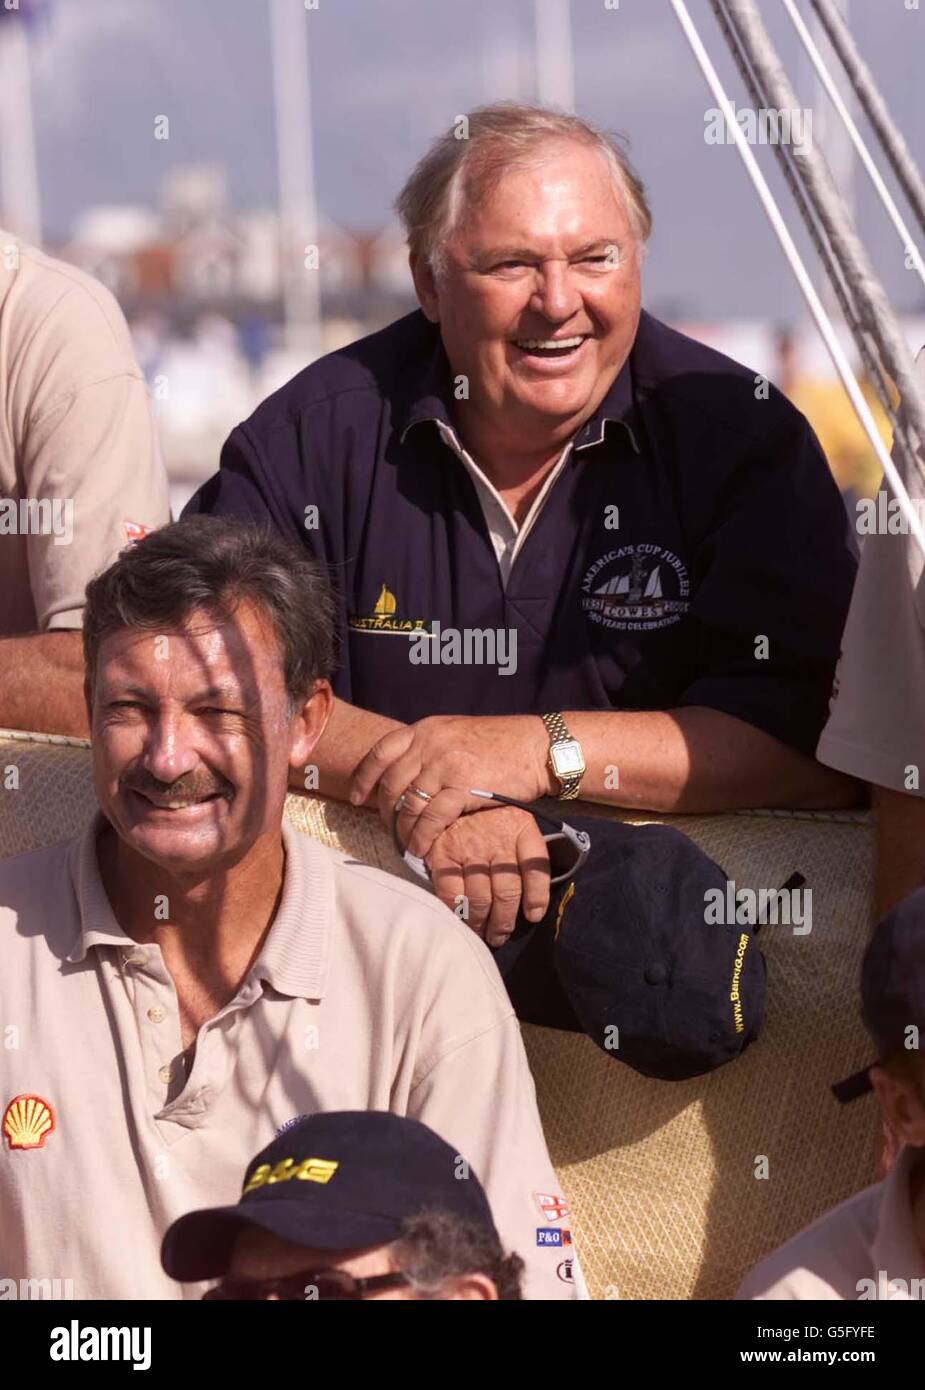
[{"xmin": 124, "ymin": 946, "xmax": 181, "ymax": 1104}]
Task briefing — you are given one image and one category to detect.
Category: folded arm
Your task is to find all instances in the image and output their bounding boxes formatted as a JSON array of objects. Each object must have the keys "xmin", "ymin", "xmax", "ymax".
[{"xmin": 0, "ymin": 631, "xmax": 88, "ymax": 737}]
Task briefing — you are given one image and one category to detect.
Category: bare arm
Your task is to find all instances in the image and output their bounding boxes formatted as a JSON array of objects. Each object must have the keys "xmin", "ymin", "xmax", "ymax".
[
  {"xmin": 564, "ymin": 705, "xmax": 861, "ymax": 813},
  {"xmin": 288, "ymin": 695, "xmax": 403, "ymax": 801},
  {"xmin": 873, "ymin": 786, "xmax": 925, "ymax": 920},
  {"xmin": 352, "ymin": 705, "xmax": 862, "ymax": 850},
  {"xmin": 0, "ymin": 631, "xmax": 88, "ymax": 737}
]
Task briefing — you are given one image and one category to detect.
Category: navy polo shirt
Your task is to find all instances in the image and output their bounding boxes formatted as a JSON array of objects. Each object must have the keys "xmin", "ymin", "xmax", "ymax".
[{"xmin": 183, "ymin": 309, "xmax": 857, "ymax": 756}]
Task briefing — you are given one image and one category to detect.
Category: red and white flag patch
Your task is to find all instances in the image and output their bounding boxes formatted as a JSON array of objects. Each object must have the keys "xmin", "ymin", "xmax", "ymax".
[{"xmin": 534, "ymin": 1191, "xmax": 570, "ymax": 1222}]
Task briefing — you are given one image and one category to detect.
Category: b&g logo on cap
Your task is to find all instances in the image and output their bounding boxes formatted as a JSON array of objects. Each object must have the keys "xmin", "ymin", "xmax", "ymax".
[{"xmin": 243, "ymin": 1156, "xmax": 339, "ymax": 1193}]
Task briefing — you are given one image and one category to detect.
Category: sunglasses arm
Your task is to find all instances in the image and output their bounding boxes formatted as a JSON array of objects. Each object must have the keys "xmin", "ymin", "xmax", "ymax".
[{"xmin": 395, "ymin": 788, "xmax": 591, "ymax": 885}]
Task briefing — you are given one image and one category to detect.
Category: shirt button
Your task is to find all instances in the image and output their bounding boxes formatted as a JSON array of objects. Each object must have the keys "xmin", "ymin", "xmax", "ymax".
[
  {"xmin": 123, "ymin": 951, "xmax": 146, "ymax": 968},
  {"xmin": 158, "ymin": 1064, "xmax": 174, "ymax": 1084},
  {"xmin": 147, "ymin": 1006, "xmax": 166, "ymax": 1024}
]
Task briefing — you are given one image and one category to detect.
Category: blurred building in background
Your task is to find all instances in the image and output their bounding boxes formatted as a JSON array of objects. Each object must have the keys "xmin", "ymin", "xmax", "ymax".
[
  {"xmin": 40, "ymin": 163, "xmax": 418, "ymax": 510},
  {"xmin": 3, "ymin": 1, "xmax": 923, "ymax": 517}
]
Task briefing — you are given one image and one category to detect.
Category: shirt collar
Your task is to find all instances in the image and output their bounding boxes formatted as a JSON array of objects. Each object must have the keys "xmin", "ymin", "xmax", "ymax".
[
  {"xmin": 870, "ymin": 1144, "xmax": 925, "ymax": 1293},
  {"xmin": 65, "ymin": 810, "xmax": 332, "ymax": 1000},
  {"xmin": 396, "ymin": 312, "xmax": 641, "ymax": 456},
  {"xmin": 65, "ymin": 811, "xmax": 136, "ymax": 961}
]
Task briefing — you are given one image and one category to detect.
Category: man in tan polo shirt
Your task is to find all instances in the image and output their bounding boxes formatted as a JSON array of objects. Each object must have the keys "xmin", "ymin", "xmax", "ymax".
[
  {"xmin": 0, "ymin": 515, "xmax": 577, "ymax": 1301},
  {"xmin": 737, "ymin": 892, "xmax": 925, "ymax": 1301},
  {"xmin": 0, "ymin": 228, "xmax": 169, "ymax": 736}
]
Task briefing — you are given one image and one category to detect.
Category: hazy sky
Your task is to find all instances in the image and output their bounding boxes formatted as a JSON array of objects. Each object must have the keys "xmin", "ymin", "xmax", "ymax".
[{"xmin": 18, "ymin": 0, "xmax": 925, "ymax": 319}]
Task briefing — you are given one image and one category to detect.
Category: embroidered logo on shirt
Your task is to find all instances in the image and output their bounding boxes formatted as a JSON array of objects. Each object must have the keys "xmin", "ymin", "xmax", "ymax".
[
  {"xmin": 347, "ymin": 583, "xmax": 429, "ymax": 635},
  {"xmin": 2, "ymin": 1094, "xmax": 56, "ymax": 1150},
  {"xmin": 534, "ymin": 1191, "xmax": 570, "ymax": 1221},
  {"xmin": 581, "ymin": 544, "xmax": 690, "ymax": 632},
  {"xmin": 123, "ymin": 521, "xmax": 151, "ymax": 545},
  {"xmin": 276, "ymin": 1113, "xmax": 311, "ymax": 1137},
  {"xmin": 536, "ymin": 1227, "xmax": 572, "ymax": 1246}
]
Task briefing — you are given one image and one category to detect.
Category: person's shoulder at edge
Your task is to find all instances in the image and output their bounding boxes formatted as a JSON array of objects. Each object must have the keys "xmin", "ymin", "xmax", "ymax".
[
  {"xmin": 295, "ymin": 832, "xmax": 516, "ymax": 1012},
  {"xmin": 236, "ymin": 309, "xmax": 438, "ymax": 448},
  {"xmin": 0, "ymin": 832, "xmax": 83, "ymax": 959},
  {"xmin": 734, "ymin": 1177, "xmax": 882, "ymax": 1301},
  {"xmin": 633, "ymin": 309, "xmax": 811, "ymax": 450},
  {"xmin": 0, "ymin": 230, "xmax": 143, "ymax": 374}
]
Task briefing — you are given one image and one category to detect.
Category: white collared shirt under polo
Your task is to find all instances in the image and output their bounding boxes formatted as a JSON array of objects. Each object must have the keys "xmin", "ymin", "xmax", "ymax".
[
  {"xmin": 434, "ymin": 418, "xmax": 575, "ymax": 588},
  {"xmin": 736, "ymin": 1145, "xmax": 925, "ymax": 1300},
  {"xmin": 0, "ymin": 813, "xmax": 576, "ymax": 1301}
]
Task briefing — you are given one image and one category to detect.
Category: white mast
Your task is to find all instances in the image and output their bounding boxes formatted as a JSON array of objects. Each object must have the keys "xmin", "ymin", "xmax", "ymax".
[
  {"xmin": 269, "ymin": 0, "xmax": 321, "ymax": 357},
  {"xmin": 0, "ymin": 14, "xmax": 42, "ymax": 243},
  {"xmin": 534, "ymin": 0, "xmax": 575, "ymax": 112}
]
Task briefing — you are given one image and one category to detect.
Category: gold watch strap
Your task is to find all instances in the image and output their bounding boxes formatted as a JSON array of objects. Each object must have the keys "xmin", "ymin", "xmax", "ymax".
[{"xmin": 541, "ymin": 712, "xmax": 583, "ymax": 800}]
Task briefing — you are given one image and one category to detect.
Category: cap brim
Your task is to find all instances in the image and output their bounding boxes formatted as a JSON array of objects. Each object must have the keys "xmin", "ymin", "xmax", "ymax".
[
  {"xmin": 831, "ymin": 1066, "xmax": 874, "ymax": 1104},
  {"xmin": 161, "ymin": 1198, "xmax": 403, "ymax": 1283}
]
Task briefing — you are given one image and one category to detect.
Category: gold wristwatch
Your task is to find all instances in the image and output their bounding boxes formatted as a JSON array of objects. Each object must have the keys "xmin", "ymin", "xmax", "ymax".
[{"xmin": 541, "ymin": 712, "xmax": 586, "ymax": 801}]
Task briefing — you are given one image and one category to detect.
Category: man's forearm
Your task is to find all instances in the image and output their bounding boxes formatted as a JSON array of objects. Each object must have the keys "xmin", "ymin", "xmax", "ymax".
[
  {"xmin": 563, "ymin": 705, "xmax": 860, "ymax": 813},
  {"xmin": 873, "ymin": 786, "xmax": 925, "ymax": 920},
  {"xmin": 291, "ymin": 696, "xmax": 404, "ymax": 801},
  {"xmin": 0, "ymin": 631, "xmax": 88, "ymax": 737}
]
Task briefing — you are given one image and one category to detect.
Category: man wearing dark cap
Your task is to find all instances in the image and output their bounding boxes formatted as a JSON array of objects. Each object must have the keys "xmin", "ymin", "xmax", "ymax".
[
  {"xmin": 162, "ymin": 1112, "xmax": 525, "ymax": 1300},
  {"xmin": 736, "ymin": 891, "xmax": 925, "ymax": 1300}
]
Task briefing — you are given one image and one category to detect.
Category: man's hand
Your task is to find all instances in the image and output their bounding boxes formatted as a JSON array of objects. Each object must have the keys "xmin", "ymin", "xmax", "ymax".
[
  {"xmin": 425, "ymin": 805, "xmax": 551, "ymax": 947},
  {"xmin": 349, "ymin": 714, "xmax": 550, "ymax": 855}
]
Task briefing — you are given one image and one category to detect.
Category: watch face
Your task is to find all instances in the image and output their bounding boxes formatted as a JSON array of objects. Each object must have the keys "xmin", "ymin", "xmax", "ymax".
[{"xmin": 552, "ymin": 740, "xmax": 585, "ymax": 776}]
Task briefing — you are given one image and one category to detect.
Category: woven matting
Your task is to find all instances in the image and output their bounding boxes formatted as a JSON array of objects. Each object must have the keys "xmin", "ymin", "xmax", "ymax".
[{"xmin": 0, "ymin": 729, "xmax": 877, "ymax": 1299}]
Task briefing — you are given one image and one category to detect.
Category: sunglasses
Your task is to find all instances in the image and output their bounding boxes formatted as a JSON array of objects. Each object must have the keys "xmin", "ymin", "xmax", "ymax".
[
  {"xmin": 396, "ymin": 789, "xmax": 591, "ymax": 887},
  {"xmin": 203, "ymin": 1269, "xmax": 412, "ymax": 1301}
]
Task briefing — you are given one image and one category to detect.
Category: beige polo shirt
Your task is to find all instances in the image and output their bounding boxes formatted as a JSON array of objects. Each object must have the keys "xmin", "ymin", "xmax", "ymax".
[
  {"xmin": 0, "ymin": 813, "xmax": 577, "ymax": 1301},
  {"xmin": 0, "ymin": 230, "xmax": 170, "ymax": 635},
  {"xmin": 816, "ymin": 350, "xmax": 925, "ymax": 794},
  {"xmin": 736, "ymin": 1145, "xmax": 925, "ymax": 1300}
]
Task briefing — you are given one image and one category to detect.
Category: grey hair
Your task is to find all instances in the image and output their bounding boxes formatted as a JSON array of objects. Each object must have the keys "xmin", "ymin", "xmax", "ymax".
[
  {"xmin": 388, "ymin": 1207, "xmax": 525, "ymax": 1300},
  {"xmin": 394, "ymin": 100, "xmax": 652, "ymax": 281},
  {"xmin": 83, "ymin": 515, "xmax": 336, "ymax": 712}
]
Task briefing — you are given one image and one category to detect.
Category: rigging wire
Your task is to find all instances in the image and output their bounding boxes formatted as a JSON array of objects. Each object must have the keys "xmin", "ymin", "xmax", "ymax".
[
  {"xmin": 780, "ymin": 0, "xmax": 925, "ymax": 295},
  {"xmin": 668, "ymin": 0, "xmax": 925, "ymax": 560},
  {"xmin": 711, "ymin": 0, "xmax": 905, "ymax": 461},
  {"xmin": 810, "ymin": 0, "xmax": 925, "ymax": 241}
]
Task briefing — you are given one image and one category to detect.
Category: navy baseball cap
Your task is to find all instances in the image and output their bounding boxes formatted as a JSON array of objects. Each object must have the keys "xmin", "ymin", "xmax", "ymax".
[
  {"xmin": 493, "ymin": 814, "xmax": 768, "ymax": 1080},
  {"xmin": 832, "ymin": 889, "xmax": 925, "ymax": 1103},
  {"xmin": 161, "ymin": 1111, "xmax": 501, "ymax": 1282}
]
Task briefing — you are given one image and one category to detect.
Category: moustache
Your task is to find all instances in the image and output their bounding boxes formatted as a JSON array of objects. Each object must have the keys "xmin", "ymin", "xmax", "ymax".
[{"xmin": 122, "ymin": 773, "xmax": 233, "ymax": 802}]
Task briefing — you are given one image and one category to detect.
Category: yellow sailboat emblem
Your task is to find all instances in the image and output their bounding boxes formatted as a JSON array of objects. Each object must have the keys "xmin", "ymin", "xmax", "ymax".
[
  {"xmin": 348, "ymin": 582, "xmax": 428, "ymax": 634},
  {"xmin": 373, "ymin": 583, "xmax": 397, "ymax": 616}
]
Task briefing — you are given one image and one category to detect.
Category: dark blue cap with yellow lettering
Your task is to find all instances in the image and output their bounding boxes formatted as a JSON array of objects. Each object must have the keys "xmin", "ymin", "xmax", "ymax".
[
  {"xmin": 493, "ymin": 814, "xmax": 769, "ymax": 1080},
  {"xmin": 161, "ymin": 1111, "xmax": 500, "ymax": 1282}
]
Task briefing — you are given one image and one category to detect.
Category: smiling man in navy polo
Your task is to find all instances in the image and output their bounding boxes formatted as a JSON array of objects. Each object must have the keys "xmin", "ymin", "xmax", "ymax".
[{"xmin": 185, "ymin": 102, "xmax": 858, "ymax": 947}]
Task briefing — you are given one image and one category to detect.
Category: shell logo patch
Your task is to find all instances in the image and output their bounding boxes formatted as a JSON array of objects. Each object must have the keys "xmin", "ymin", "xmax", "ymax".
[{"xmin": 3, "ymin": 1094, "xmax": 56, "ymax": 1150}]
